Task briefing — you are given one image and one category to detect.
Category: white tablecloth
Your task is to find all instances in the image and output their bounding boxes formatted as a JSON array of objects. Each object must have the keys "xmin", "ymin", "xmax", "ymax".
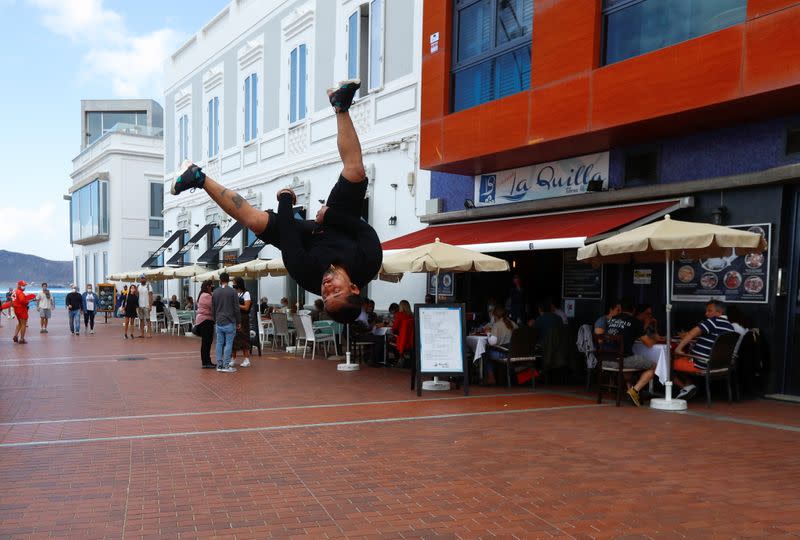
[
  {"xmin": 632, "ymin": 343, "xmax": 670, "ymax": 384},
  {"xmin": 466, "ymin": 335, "xmax": 489, "ymax": 362}
]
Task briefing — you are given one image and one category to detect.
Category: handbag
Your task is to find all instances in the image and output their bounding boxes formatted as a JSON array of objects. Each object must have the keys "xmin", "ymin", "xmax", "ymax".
[{"xmin": 191, "ymin": 323, "xmax": 201, "ymax": 336}]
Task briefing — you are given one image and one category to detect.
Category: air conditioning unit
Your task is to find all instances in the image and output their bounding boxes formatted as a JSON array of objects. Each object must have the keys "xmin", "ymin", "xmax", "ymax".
[{"xmin": 426, "ymin": 198, "xmax": 443, "ymax": 214}]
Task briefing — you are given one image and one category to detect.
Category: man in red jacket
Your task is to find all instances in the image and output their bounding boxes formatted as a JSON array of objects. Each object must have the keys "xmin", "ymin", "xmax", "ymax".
[{"xmin": 8, "ymin": 281, "xmax": 35, "ymax": 343}]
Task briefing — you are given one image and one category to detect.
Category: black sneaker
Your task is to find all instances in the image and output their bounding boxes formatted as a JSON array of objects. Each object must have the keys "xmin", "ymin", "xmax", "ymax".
[
  {"xmin": 171, "ymin": 160, "xmax": 206, "ymax": 195},
  {"xmin": 327, "ymin": 79, "xmax": 361, "ymax": 113}
]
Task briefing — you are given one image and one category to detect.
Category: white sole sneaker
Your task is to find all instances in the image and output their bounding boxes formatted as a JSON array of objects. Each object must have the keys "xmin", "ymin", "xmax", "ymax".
[{"xmin": 240, "ymin": 359, "xmax": 251, "ymax": 368}]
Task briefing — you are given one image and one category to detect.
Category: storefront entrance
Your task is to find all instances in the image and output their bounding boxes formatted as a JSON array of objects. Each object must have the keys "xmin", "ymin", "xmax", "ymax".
[{"xmin": 780, "ymin": 188, "xmax": 800, "ymax": 396}]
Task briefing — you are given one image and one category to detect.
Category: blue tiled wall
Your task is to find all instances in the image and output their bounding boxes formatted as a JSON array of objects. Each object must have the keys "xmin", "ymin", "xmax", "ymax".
[{"xmin": 431, "ymin": 114, "xmax": 800, "ymax": 210}]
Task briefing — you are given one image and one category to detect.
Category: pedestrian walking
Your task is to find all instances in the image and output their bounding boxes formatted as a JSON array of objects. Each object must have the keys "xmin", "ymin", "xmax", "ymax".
[
  {"xmin": 82, "ymin": 284, "xmax": 98, "ymax": 334},
  {"xmin": 136, "ymin": 275, "xmax": 153, "ymax": 338},
  {"xmin": 9, "ymin": 281, "xmax": 35, "ymax": 343},
  {"xmin": 211, "ymin": 272, "xmax": 240, "ymax": 372},
  {"xmin": 195, "ymin": 280, "xmax": 215, "ymax": 368},
  {"xmin": 35, "ymin": 282, "xmax": 54, "ymax": 333},
  {"xmin": 231, "ymin": 276, "xmax": 252, "ymax": 368},
  {"xmin": 65, "ymin": 285, "xmax": 83, "ymax": 336},
  {"xmin": 123, "ymin": 285, "xmax": 139, "ymax": 339}
]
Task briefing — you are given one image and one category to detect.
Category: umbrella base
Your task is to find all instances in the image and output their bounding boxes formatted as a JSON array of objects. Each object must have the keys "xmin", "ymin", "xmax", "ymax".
[
  {"xmin": 337, "ymin": 352, "xmax": 360, "ymax": 371},
  {"xmin": 422, "ymin": 378, "xmax": 450, "ymax": 391},
  {"xmin": 650, "ymin": 397, "xmax": 687, "ymax": 411}
]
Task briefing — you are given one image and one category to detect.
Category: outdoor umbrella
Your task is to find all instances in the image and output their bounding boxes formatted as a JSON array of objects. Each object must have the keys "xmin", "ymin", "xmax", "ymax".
[
  {"xmin": 377, "ymin": 238, "xmax": 510, "ymax": 388},
  {"xmin": 577, "ymin": 214, "xmax": 767, "ymax": 410},
  {"xmin": 162, "ymin": 264, "xmax": 210, "ymax": 279},
  {"xmin": 380, "ymin": 237, "xmax": 509, "ymax": 299}
]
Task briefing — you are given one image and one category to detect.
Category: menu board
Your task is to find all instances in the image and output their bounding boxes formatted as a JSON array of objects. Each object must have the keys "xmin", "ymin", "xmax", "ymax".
[
  {"xmin": 417, "ymin": 306, "xmax": 465, "ymax": 373},
  {"xmin": 563, "ymin": 249, "xmax": 603, "ymax": 299},
  {"xmin": 97, "ymin": 283, "xmax": 117, "ymax": 313},
  {"xmin": 671, "ymin": 223, "xmax": 770, "ymax": 304}
]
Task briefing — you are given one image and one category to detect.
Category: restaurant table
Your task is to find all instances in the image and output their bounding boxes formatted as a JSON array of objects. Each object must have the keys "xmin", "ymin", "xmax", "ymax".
[
  {"xmin": 631, "ymin": 342, "xmax": 670, "ymax": 384},
  {"xmin": 466, "ymin": 334, "xmax": 490, "ymax": 382}
]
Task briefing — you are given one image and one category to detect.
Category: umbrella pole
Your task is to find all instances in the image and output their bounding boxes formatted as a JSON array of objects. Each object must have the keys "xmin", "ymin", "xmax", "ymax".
[
  {"xmin": 650, "ymin": 250, "xmax": 687, "ymax": 411},
  {"xmin": 337, "ymin": 323, "xmax": 359, "ymax": 371}
]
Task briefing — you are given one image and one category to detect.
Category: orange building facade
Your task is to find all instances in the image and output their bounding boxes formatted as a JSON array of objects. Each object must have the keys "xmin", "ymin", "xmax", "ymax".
[{"xmin": 398, "ymin": 0, "xmax": 800, "ymax": 397}]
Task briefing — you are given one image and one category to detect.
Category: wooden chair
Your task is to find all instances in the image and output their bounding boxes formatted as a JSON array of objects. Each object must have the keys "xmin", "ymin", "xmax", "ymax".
[
  {"xmin": 679, "ymin": 332, "xmax": 740, "ymax": 407},
  {"xmin": 488, "ymin": 327, "xmax": 540, "ymax": 388},
  {"xmin": 594, "ymin": 334, "xmax": 638, "ymax": 407}
]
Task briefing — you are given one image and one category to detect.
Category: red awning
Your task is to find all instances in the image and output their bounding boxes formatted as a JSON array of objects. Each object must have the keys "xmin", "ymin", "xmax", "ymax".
[{"xmin": 382, "ymin": 201, "xmax": 679, "ymax": 253}]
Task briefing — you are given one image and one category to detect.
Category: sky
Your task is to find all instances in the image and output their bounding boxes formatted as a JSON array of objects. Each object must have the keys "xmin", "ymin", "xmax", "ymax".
[{"xmin": 0, "ymin": 0, "xmax": 227, "ymax": 261}]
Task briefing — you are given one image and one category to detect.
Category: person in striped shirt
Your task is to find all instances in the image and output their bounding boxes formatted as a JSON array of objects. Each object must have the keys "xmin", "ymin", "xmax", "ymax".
[{"xmin": 673, "ymin": 300, "xmax": 735, "ymax": 400}]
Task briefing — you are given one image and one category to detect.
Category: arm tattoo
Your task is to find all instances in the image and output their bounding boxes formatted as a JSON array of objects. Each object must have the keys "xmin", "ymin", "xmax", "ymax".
[
  {"xmin": 220, "ymin": 188, "xmax": 228, "ymax": 197},
  {"xmin": 231, "ymin": 193, "xmax": 244, "ymax": 209}
]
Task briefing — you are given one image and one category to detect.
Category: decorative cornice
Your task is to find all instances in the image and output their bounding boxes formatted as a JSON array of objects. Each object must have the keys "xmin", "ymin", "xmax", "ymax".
[
  {"xmin": 175, "ymin": 85, "xmax": 192, "ymax": 111},
  {"xmin": 282, "ymin": 6, "xmax": 314, "ymax": 41},
  {"xmin": 238, "ymin": 39, "xmax": 263, "ymax": 70},
  {"xmin": 202, "ymin": 65, "xmax": 224, "ymax": 93}
]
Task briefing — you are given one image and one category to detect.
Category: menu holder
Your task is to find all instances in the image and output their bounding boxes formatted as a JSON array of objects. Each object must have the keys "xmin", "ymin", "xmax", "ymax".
[{"xmin": 414, "ymin": 303, "xmax": 469, "ymax": 396}]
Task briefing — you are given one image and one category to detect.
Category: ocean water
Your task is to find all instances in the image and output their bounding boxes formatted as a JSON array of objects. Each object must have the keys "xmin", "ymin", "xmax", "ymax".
[{"xmin": 3, "ymin": 289, "xmax": 70, "ymax": 309}]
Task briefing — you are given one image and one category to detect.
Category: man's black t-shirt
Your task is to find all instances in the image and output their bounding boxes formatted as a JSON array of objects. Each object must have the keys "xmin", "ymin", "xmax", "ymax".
[{"xmin": 606, "ymin": 313, "xmax": 644, "ymax": 356}]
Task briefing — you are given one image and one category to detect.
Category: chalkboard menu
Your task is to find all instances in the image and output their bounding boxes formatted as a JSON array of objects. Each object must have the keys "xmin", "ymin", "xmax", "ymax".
[
  {"xmin": 563, "ymin": 249, "xmax": 603, "ymax": 299},
  {"xmin": 97, "ymin": 283, "xmax": 116, "ymax": 313},
  {"xmin": 671, "ymin": 223, "xmax": 770, "ymax": 304}
]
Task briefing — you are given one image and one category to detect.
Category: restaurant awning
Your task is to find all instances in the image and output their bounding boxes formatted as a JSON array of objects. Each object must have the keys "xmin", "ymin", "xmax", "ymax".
[
  {"xmin": 237, "ymin": 237, "xmax": 266, "ymax": 263},
  {"xmin": 166, "ymin": 223, "xmax": 218, "ymax": 266},
  {"xmin": 381, "ymin": 200, "xmax": 682, "ymax": 254},
  {"xmin": 141, "ymin": 229, "xmax": 186, "ymax": 267},
  {"xmin": 197, "ymin": 222, "xmax": 244, "ymax": 264}
]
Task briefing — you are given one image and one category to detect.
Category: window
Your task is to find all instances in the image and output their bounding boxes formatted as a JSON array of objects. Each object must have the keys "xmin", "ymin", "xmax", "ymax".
[
  {"xmin": 84, "ymin": 255, "xmax": 89, "ymax": 289},
  {"xmin": 102, "ymin": 252, "xmax": 108, "ymax": 282},
  {"xmin": 74, "ymin": 257, "xmax": 79, "ymax": 287},
  {"xmin": 786, "ymin": 128, "xmax": 800, "ymax": 156},
  {"xmin": 208, "ymin": 96, "xmax": 219, "ymax": 158},
  {"xmin": 290, "ymin": 46, "xmax": 307, "ymax": 123},
  {"xmin": 602, "ymin": 0, "xmax": 747, "ymax": 65},
  {"xmin": 149, "ymin": 182, "xmax": 164, "ymax": 237},
  {"xmin": 624, "ymin": 149, "xmax": 659, "ymax": 185},
  {"xmin": 182, "ymin": 231, "xmax": 191, "ymax": 265},
  {"xmin": 86, "ymin": 110, "xmax": 147, "ymax": 146},
  {"xmin": 178, "ymin": 114, "xmax": 189, "ymax": 162},
  {"xmin": 347, "ymin": 1, "xmax": 384, "ymax": 95},
  {"xmin": 93, "ymin": 253, "xmax": 99, "ymax": 287},
  {"xmin": 451, "ymin": 0, "xmax": 533, "ymax": 112},
  {"xmin": 70, "ymin": 179, "xmax": 109, "ymax": 243},
  {"xmin": 244, "ymin": 73, "xmax": 258, "ymax": 141}
]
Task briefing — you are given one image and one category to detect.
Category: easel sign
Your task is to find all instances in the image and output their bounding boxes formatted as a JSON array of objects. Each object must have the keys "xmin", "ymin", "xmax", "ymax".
[
  {"xmin": 414, "ymin": 303, "xmax": 469, "ymax": 396},
  {"xmin": 97, "ymin": 283, "xmax": 117, "ymax": 324}
]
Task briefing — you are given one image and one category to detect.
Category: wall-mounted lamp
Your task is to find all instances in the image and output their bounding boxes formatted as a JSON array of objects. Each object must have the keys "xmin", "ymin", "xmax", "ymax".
[
  {"xmin": 586, "ymin": 179, "xmax": 605, "ymax": 192},
  {"xmin": 464, "ymin": 199, "xmax": 475, "ymax": 209},
  {"xmin": 711, "ymin": 206, "xmax": 728, "ymax": 225},
  {"xmin": 389, "ymin": 183, "xmax": 398, "ymax": 226},
  {"xmin": 388, "ymin": 216, "xmax": 397, "ymax": 226},
  {"xmin": 318, "ymin": 199, "xmax": 325, "ymax": 204},
  {"xmin": 165, "ymin": 230, "xmax": 173, "ymax": 238}
]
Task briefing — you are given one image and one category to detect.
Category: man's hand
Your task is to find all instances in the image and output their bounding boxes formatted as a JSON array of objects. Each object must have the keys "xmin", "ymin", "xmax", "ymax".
[{"xmin": 315, "ymin": 205, "xmax": 328, "ymax": 224}]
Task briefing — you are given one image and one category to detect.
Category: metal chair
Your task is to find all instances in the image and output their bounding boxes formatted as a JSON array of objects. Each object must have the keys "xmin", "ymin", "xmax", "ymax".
[
  {"xmin": 270, "ymin": 312, "xmax": 294, "ymax": 350},
  {"xmin": 299, "ymin": 314, "xmax": 336, "ymax": 359}
]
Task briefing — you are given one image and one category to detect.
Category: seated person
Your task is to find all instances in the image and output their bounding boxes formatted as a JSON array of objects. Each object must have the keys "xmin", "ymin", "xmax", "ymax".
[
  {"xmin": 389, "ymin": 300, "xmax": 414, "ymax": 366},
  {"xmin": 277, "ymin": 297, "xmax": 290, "ymax": 313},
  {"xmin": 351, "ymin": 298, "xmax": 384, "ymax": 365},
  {"xmin": 726, "ymin": 305, "xmax": 749, "ymax": 335},
  {"xmin": 310, "ymin": 298, "xmax": 325, "ymax": 321},
  {"xmin": 594, "ymin": 300, "xmax": 621, "ymax": 335},
  {"xmin": 425, "ymin": 294, "xmax": 435, "ymax": 304},
  {"xmin": 532, "ymin": 301, "xmax": 563, "ymax": 343},
  {"xmin": 259, "ymin": 297, "xmax": 272, "ymax": 317},
  {"xmin": 385, "ymin": 302, "xmax": 399, "ymax": 326},
  {"xmin": 184, "ymin": 297, "xmax": 194, "ymax": 310},
  {"xmin": 168, "ymin": 295, "xmax": 181, "ymax": 309},
  {"xmin": 605, "ymin": 297, "xmax": 658, "ymax": 407},
  {"xmin": 673, "ymin": 299, "xmax": 736, "ymax": 400},
  {"xmin": 365, "ymin": 299, "xmax": 378, "ymax": 327},
  {"xmin": 484, "ymin": 307, "xmax": 518, "ymax": 385},
  {"xmin": 153, "ymin": 295, "xmax": 165, "ymax": 314},
  {"xmin": 636, "ymin": 303, "xmax": 665, "ymax": 343},
  {"xmin": 548, "ymin": 296, "xmax": 568, "ymax": 325}
]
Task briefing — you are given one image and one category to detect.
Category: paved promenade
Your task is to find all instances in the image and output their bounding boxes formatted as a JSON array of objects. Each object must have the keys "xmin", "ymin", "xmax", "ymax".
[{"xmin": 1, "ymin": 311, "xmax": 799, "ymax": 539}]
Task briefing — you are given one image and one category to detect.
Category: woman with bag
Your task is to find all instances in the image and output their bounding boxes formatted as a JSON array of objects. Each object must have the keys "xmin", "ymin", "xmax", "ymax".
[
  {"xmin": 231, "ymin": 277, "xmax": 252, "ymax": 368},
  {"xmin": 123, "ymin": 285, "xmax": 139, "ymax": 339},
  {"xmin": 194, "ymin": 280, "xmax": 215, "ymax": 368}
]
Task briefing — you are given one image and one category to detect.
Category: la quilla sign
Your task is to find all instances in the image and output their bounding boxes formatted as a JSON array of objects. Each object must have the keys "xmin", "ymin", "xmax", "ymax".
[{"xmin": 475, "ymin": 152, "xmax": 609, "ymax": 207}]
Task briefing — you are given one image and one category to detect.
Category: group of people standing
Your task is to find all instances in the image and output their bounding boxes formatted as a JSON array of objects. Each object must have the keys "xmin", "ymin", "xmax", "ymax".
[
  {"xmin": 194, "ymin": 273, "xmax": 253, "ymax": 371},
  {"xmin": 64, "ymin": 284, "xmax": 100, "ymax": 336}
]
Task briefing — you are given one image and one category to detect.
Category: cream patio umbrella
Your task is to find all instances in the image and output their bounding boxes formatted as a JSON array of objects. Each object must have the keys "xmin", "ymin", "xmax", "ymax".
[
  {"xmin": 162, "ymin": 264, "xmax": 210, "ymax": 279},
  {"xmin": 577, "ymin": 214, "xmax": 766, "ymax": 410},
  {"xmin": 380, "ymin": 237, "xmax": 510, "ymax": 299}
]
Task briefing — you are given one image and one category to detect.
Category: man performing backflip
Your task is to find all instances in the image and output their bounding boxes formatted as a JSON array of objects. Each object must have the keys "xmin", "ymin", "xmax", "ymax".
[{"xmin": 171, "ymin": 80, "xmax": 381, "ymax": 323}]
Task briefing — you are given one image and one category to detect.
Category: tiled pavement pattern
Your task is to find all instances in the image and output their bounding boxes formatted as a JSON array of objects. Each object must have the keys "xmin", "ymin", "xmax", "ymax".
[{"xmin": 1, "ymin": 313, "xmax": 800, "ymax": 539}]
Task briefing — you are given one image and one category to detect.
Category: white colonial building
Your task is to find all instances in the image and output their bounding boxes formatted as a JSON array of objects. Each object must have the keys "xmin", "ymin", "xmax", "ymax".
[
  {"xmin": 68, "ymin": 99, "xmax": 165, "ymax": 293},
  {"xmin": 161, "ymin": 0, "xmax": 427, "ymax": 309}
]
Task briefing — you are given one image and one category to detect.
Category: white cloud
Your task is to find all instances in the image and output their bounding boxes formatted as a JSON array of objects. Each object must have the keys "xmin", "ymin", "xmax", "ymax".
[
  {"xmin": 27, "ymin": 0, "xmax": 181, "ymax": 97},
  {"xmin": 0, "ymin": 203, "xmax": 72, "ymax": 260}
]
